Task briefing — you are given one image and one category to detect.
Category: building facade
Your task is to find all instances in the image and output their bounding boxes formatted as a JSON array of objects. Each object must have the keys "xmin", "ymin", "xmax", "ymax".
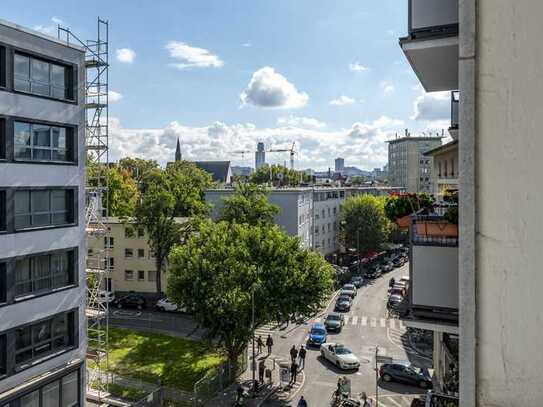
[
  {"xmin": 255, "ymin": 142, "xmax": 266, "ymax": 169},
  {"xmin": 334, "ymin": 158, "xmax": 344, "ymax": 174},
  {"xmin": 0, "ymin": 20, "xmax": 86, "ymax": 406},
  {"xmin": 387, "ymin": 135, "xmax": 442, "ymax": 193}
]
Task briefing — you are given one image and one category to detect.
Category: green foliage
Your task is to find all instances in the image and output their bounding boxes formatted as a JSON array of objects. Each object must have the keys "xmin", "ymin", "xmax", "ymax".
[
  {"xmin": 167, "ymin": 220, "xmax": 334, "ymax": 361},
  {"xmin": 349, "ymin": 176, "xmax": 368, "ymax": 185},
  {"xmin": 249, "ymin": 164, "xmax": 310, "ymax": 186},
  {"xmin": 107, "ymin": 167, "xmax": 139, "ymax": 217},
  {"xmin": 444, "ymin": 207, "xmax": 459, "ymax": 225},
  {"xmin": 219, "ymin": 183, "xmax": 280, "ymax": 226},
  {"xmin": 103, "ymin": 327, "xmax": 223, "ymax": 392},
  {"xmin": 118, "ymin": 157, "xmax": 159, "ymax": 185},
  {"xmin": 340, "ymin": 194, "xmax": 390, "ymax": 254},
  {"xmin": 384, "ymin": 193, "xmax": 434, "ymax": 222}
]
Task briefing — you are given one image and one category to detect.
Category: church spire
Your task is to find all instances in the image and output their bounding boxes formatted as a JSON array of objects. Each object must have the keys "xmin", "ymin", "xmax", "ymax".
[{"xmin": 175, "ymin": 137, "xmax": 182, "ymax": 162}]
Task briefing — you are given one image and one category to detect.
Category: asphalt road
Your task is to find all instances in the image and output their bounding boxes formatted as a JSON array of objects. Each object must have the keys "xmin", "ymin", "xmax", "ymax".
[{"xmin": 261, "ymin": 262, "xmax": 431, "ymax": 407}]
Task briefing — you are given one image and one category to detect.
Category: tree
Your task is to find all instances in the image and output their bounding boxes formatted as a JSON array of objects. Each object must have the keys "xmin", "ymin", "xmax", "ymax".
[
  {"xmin": 107, "ymin": 167, "xmax": 139, "ymax": 217},
  {"xmin": 340, "ymin": 194, "xmax": 390, "ymax": 255},
  {"xmin": 250, "ymin": 164, "xmax": 310, "ymax": 186},
  {"xmin": 167, "ymin": 220, "xmax": 334, "ymax": 363},
  {"xmin": 118, "ymin": 157, "xmax": 159, "ymax": 186},
  {"xmin": 218, "ymin": 183, "xmax": 280, "ymax": 226}
]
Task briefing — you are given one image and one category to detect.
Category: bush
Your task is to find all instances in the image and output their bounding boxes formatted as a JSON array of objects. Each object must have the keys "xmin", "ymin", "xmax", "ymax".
[{"xmin": 384, "ymin": 193, "xmax": 434, "ymax": 222}]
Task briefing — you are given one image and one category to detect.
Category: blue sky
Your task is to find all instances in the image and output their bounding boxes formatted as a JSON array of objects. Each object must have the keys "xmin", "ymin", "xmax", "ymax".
[{"xmin": 3, "ymin": 0, "xmax": 450, "ymax": 170}]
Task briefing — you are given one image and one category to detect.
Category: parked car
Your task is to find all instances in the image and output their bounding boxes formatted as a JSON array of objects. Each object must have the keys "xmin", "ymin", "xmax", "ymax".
[
  {"xmin": 307, "ymin": 323, "xmax": 327, "ymax": 347},
  {"xmin": 340, "ymin": 284, "xmax": 357, "ymax": 298},
  {"xmin": 350, "ymin": 276, "xmax": 364, "ymax": 288},
  {"xmin": 381, "ymin": 262, "xmax": 394, "ymax": 273},
  {"xmin": 324, "ymin": 313, "xmax": 345, "ymax": 332},
  {"xmin": 320, "ymin": 343, "xmax": 360, "ymax": 370},
  {"xmin": 155, "ymin": 297, "xmax": 178, "ymax": 312},
  {"xmin": 97, "ymin": 290, "xmax": 115, "ymax": 304},
  {"xmin": 365, "ymin": 266, "xmax": 382, "ymax": 279},
  {"xmin": 113, "ymin": 293, "xmax": 146, "ymax": 310},
  {"xmin": 387, "ymin": 294, "xmax": 404, "ymax": 310},
  {"xmin": 400, "ymin": 276, "xmax": 410, "ymax": 284},
  {"xmin": 379, "ymin": 363, "xmax": 432, "ymax": 389},
  {"xmin": 389, "ymin": 287, "xmax": 406, "ymax": 298},
  {"xmin": 392, "ymin": 256, "xmax": 404, "ymax": 268},
  {"xmin": 335, "ymin": 295, "xmax": 352, "ymax": 312}
]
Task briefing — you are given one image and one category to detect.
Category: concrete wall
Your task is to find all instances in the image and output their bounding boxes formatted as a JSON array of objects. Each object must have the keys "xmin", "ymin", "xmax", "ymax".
[{"xmin": 474, "ymin": 1, "xmax": 543, "ymax": 405}]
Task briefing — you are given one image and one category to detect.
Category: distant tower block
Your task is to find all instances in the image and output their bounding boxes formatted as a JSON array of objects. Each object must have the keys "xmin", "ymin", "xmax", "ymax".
[{"xmin": 255, "ymin": 142, "xmax": 266, "ymax": 169}]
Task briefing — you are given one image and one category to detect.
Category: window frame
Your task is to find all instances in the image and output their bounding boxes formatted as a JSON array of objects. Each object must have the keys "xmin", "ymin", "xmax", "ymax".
[
  {"xmin": 124, "ymin": 270, "xmax": 134, "ymax": 281},
  {"xmin": 0, "ymin": 117, "xmax": 5, "ymax": 160},
  {"xmin": 0, "ymin": 190, "xmax": 6, "ymax": 232},
  {"xmin": 124, "ymin": 248, "xmax": 133, "ymax": 258},
  {"xmin": 137, "ymin": 270, "xmax": 145, "ymax": 281},
  {"xmin": 137, "ymin": 249, "xmax": 145, "ymax": 259}
]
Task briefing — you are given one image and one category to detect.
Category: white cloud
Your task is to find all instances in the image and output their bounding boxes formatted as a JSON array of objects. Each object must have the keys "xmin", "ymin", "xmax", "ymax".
[
  {"xmin": 380, "ymin": 81, "xmax": 395, "ymax": 94},
  {"xmin": 165, "ymin": 41, "xmax": 224, "ymax": 70},
  {"xmin": 349, "ymin": 63, "xmax": 369, "ymax": 72},
  {"xmin": 242, "ymin": 42, "xmax": 252, "ymax": 47},
  {"xmin": 33, "ymin": 17, "xmax": 64, "ymax": 37},
  {"xmin": 240, "ymin": 67, "xmax": 308, "ymax": 109},
  {"xmin": 386, "ymin": 29, "xmax": 395, "ymax": 36},
  {"xmin": 277, "ymin": 116, "xmax": 326, "ymax": 129},
  {"xmin": 109, "ymin": 115, "xmax": 403, "ymax": 171},
  {"xmin": 412, "ymin": 91, "xmax": 450, "ymax": 122},
  {"xmin": 116, "ymin": 48, "xmax": 136, "ymax": 63},
  {"xmin": 108, "ymin": 90, "xmax": 123, "ymax": 102},
  {"xmin": 329, "ymin": 96, "xmax": 355, "ymax": 106}
]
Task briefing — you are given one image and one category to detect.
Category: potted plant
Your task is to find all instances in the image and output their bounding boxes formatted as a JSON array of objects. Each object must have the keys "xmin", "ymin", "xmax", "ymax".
[{"xmin": 385, "ymin": 193, "xmax": 433, "ymax": 228}]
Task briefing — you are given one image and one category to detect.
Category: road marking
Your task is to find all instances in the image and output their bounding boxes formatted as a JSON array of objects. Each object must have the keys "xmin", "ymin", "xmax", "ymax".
[
  {"xmin": 370, "ymin": 318, "xmax": 377, "ymax": 327},
  {"xmin": 387, "ymin": 397, "xmax": 403, "ymax": 407},
  {"xmin": 389, "ymin": 319, "xmax": 396, "ymax": 329},
  {"xmin": 361, "ymin": 316, "xmax": 367, "ymax": 326},
  {"xmin": 380, "ymin": 318, "xmax": 386, "ymax": 328},
  {"xmin": 351, "ymin": 316, "xmax": 358, "ymax": 325},
  {"xmin": 398, "ymin": 320, "xmax": 405, "ymax": 329},
  {"xmin": 344, "ymin": 316, "xmax": 350, "ymax": 324}
]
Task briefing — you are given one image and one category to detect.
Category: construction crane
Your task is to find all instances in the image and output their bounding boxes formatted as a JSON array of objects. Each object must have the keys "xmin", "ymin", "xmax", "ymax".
[{"xmin": 267, "ymin": 142, "xmax": 297, "ymax": 170}]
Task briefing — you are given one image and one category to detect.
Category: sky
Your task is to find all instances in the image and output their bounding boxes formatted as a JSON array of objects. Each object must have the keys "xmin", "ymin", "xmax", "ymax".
[{"xmin": 3, "ymin": 0, "xmax": 451, "ymax": 171}]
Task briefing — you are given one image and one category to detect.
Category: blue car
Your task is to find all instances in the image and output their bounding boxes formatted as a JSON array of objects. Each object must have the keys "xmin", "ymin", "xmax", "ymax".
[{"xmin": 307, "ymin": 323, "xmax": 327, "ymax": 347}]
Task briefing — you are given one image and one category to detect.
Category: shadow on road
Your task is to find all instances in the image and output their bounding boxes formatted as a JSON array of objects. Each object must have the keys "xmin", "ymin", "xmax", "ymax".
[{"xmin": 377, "ymin": 378, "xmax": 427, "ymax": 395}]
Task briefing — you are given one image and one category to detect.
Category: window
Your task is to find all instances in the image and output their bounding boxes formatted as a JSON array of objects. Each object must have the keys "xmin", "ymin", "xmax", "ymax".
[
  {"xmin": 124, "ymin": 270, "xmax": 134, "ymax": 281},
  {"xmin": 42, "ymin": 381, "xmax": 59, "ymax": 407},
  {"xmin": 20, "ymin": 391, "xmax": 39, "ymax": 407},
  {"xmin": 0, "ymin": 46, "xmax": 6, "ymax": 88},
  {"xmin": 0, "ymin": 190, "xmax": 5, "ymax": 231},
  {"xmin": 148, "ymin": 271, "xmax": 157, "ymax": 282},
  {"xmin": 138, "ymin": 271, "xmax": 145, "ymax": 281},
  {"xmin": 321, "ymin": 209, "xmax": 325, "ymax": 218},
  {"xmin": 124, "ymin": 248, "xmax": 133, "ymax": 258},
  {"xmin": 137, "ymin": 228, "xmax": 145, "ymax": 238},
  {"xmin": 14, "ymin": 250, "xmax": 75, "ymax": 298},
  {"xmin": 149, "ymin": 250, "xmax": 156, "ymax": 259},
  {"xmin": 15, "ymin": 312, "xmax": 75, "ymax": 369},
  {"xmin": 0, "ymin": 118, "xmax": 5, "ymax": 160},
  {"xmin": 108, "ymin": 257, "xmax": 114, "ymax": 269},
  {"xmin": 137, "ymin": 249, "xmax": 145, "ymax": 259},
  {"xmin": 14, "ymin": 121, "xmax": 74, "ymax": 162},
  {"xmin": 14, "ymin": 189, "xmax": 74, "ymax": 230},
  {"xmin": 62, "ymin": 371, "xmax": 79, "ymax": 407},
  {"xmin": 451, "ymin": 158, "xmax": 455, "ymax": 177},
  {"xmin": 14, "ymin": 53, "xmax": 73, "ymax": 100},
  {"xmin": 124, "ymin": 226, "xmax": 135, "ymax": 238},
  {"xmin": 104, "ymin": 236, "xmax": 114, "ymax": 248},
  {"xmin": 0, "ymin": 263, "xmax": 5, "ymax": 303},
  {"xmin": 0, "ymin": 334, "xmax": 5, "ymax": 376}
]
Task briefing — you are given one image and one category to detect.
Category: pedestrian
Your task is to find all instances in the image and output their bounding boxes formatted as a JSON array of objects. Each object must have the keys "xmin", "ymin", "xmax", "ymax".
[
  {"xmin": 236, "ymin": 384, "xmax": 244, "ymax": 403},
  {"xmin": 266, "ymin": 334, "xmax": 273, "ymax": 354},
  {"xmin": 297, "ymin": 395, "xmax": 308, "ymax": 407},
  {"xmin": 258, "ymin": 359, "xmax": 265, "ymax": 383},
  {"xmin": 298, "ymin": 345, "xmax": 307, "ymax": 369},
  {"xmin": 290, "ymin": 361, "xmax": 298, "ymax": 384},
  {"xmin": 257, "ymin": 335, "xmax": 264, "ymax": 354},
  {"xmin": 389, "ymin": 277, "xmax": 395, "ymax": 288},
  {"xmin": 290, "ymin": 345, "xmax": 298, "ymax": 362}
]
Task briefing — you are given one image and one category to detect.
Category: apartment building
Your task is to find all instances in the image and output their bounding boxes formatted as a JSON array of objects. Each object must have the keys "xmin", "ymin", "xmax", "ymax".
[
  {"xmin": 401, "ymin": 1, "xmax": 543, "ymax": 406},
  {"xmin": 0, "ymin": 20, "xmax": 86, "ymax": 406},
  {"xmin": 387, "ymin": 134, "xmax": 442, "ymax": 193},
  {"xmin": 87, "ymin": 217, "xmax": 188, "ymax": 297}
]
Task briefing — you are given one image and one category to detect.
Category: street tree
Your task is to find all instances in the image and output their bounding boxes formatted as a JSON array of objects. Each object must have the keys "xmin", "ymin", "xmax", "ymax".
[
  {"xmin": 107, "ymin": 166, "xmax": 139, "ymax": 217},
  {"xmin": 218, "ymin": 183, "xmax": 280, "ymax": 226},
  {"xmin": 250, "ymin": 164, "xmax": 309, "ymax": 186},
  {"xmin": 118, "ymin": 157, "xmax": 159, "ymax": 186},
  {"xmin": 340, "ymin": 194, "xmax": 390, "ymax": 255},
  {"xmin": 167, "ymin": 220, "xmax": 334, "ymax": 363}
]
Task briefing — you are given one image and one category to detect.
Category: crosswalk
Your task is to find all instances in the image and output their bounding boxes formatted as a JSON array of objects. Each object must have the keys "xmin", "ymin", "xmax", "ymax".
[
  {"xmin": 310, "ymin": 315, "xmax": 405, "ymax": 330},
  {"xmin": 371, "ymin": 394, "xmax": 419, "ymax": 407}
]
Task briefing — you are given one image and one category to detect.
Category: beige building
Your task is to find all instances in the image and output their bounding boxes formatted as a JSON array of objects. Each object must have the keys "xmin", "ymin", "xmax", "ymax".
[
  {"xmin": 387, "ymin": 135, "xmax": 443, "ymax": 193},
  {"xmin": 425, "ymin": 140, "xmax": 458, "ymax": 200},
  {"xmin": 88, "ymin": 217, "xmax": 187, "ymax": 296}
]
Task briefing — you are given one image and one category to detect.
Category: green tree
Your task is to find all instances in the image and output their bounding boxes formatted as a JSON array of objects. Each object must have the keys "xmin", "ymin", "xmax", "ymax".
[
  {"xmin": 118, "ymin": 157, "xmax": 159, "ymax": 186},
  {"xmin": 107, "ymin": 167, "xmax": 139, "ymax": 217},
  {"xmin": 340, "ymin": 194, "xmax": 390, "ymax": 255},
  {"xmin": 218, "ymin": 183, "xmax": 280, "ymax": 226},
  {"xmin": 250, "ymin": 164, "xmax": 309, "ymax": 186},
  {"xmin": 167, "ymin": 220, "xmax": 334, "ymax": 362}
]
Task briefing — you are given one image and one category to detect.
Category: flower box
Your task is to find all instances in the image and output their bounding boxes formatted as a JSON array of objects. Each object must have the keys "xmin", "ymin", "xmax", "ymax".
[
  {"xmin": 396, "ymin": 215, "xmax": 411, "ymax": 229},
  {"xmin": 415, "ymin": 222, "xmax": 458, "ymax": 237}
]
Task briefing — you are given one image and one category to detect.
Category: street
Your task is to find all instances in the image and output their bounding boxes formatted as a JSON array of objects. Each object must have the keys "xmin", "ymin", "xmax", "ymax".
[{"xmin": 257, "ymin": 263, "xmax": 431, "ymax": 407}]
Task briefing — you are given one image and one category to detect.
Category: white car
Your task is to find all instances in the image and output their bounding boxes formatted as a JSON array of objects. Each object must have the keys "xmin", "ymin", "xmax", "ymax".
[
  {"xmin": 320, "ymin": 343, "xmax": 360, "ymax": 370},
  {"xmin": 97, "ymin": 290, "xmax": 115, "ymax": 304},
  {"xmin": 155, "ymin": 297, "xmax": 178, "ymax": 312}
]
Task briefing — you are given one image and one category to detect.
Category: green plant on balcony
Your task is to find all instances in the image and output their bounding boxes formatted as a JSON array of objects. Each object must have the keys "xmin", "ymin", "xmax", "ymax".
[{"xmin": 384, "ymin": 193, "xmax": 434, "ymax": 227}]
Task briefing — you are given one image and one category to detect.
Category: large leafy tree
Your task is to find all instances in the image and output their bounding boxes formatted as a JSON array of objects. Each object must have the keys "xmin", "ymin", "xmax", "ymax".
[
  {"xmin": 218, "ymin": 183, "xmax": 280, "ymax": 226},
  {"xmin": 340, "ymin": 194, "xmax": 390, "ymax": 255},
  {"xmin": 250, "ymin": 164, "xmax": 310, "ymax": 186},
  {"xmin": 167, "ymin": 220, "xmax": 334, "ymax": 362},
  {"xmin": 118, "ymin": 157, "xmax": 159, "ymax": 186},
  {"xmin": 107, "ymin": 167, "xmax": 139, "ymax": 217}
]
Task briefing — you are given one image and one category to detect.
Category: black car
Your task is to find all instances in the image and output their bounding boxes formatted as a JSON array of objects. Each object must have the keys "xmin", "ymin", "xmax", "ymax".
[
  {"xmin": 324, "ymin": 313, "xmax": 345, "ymax": 332},
  {"xmin": 334, "ymin": 295, "xmax": 352, "ymax": 312},
  {"xmin": 113, "ymin": 293, "xmax": 146, "ymax": 310},
  {"xmin": 392, "ymin": 256, "xmax": 404, "ymax": 267},
  {"xmin": 379, "ymin": 363, "xmax": 432, "ymax": 389},
  {"xmin": 365, "ymin": 266, "xmax": 382, "ymax": 279},
  {"xmin": 350, "ymin": 276, "xmax": 364, "ymax": 288}
]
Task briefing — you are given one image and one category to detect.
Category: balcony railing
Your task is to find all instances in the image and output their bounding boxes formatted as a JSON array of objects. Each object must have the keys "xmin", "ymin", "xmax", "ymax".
[
  {"xmin": 411, "ymin": 214, "xmax": 458, "ymax": 247},
  {"xmin": 408, "ymin": 0, "xmax": 459, "ymax": 38}
]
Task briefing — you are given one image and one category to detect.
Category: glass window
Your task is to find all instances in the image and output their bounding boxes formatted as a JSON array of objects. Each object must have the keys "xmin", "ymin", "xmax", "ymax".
[
  {"xmin": 125, "ymin": 248, "xmax": 133, "ymax": 258},
  {"xmin": 125, "ymin": 270, "xmax": 134, "ymax": 281},
  {"xmin": 14, "ymin": 54, "xmax": 30, "ymax": 92},
  {"xmin": 14, "ymin": 122, "xmax": 31, "ymax": 160},
  {"xmin": 15, "ymin": 189, "xmax": 73, "ymax": 230},
  {"xmin": 138, "ymin": 270, "xmax": 145, "ymax": 281},
  {"xmin": 14, "ymin": 54, "xmax": 71, "ymax": 100},
  {"xmin": 14, "ymin": 122, "xmax": 72, "ymax": 163},
  {"xmin": 148, "ymin": 271, "xmax": 157, "ymax": 282},
  {"xmin": 125, "ymin": 226, "xmax": 135, "ymax": 238},
  {"xmin": 42, "ymin": 381, "xmax": 60, "ymax": 407},
  {"xmin": 137, "ymin": 228, "xmax": 145, "ymax": 238},
  {"xmin": 20, "ymin": 390, "xmax": 39, "ymax": 407},
  {"xmin": 138, "ymin": 249, "xmax": 145, "ymax": 258},
  {"xmin": 0, "ymin": 335, "xmax": 6, "ymax": 376},
  {"xmin": 62, "ymin": 371, "xmax": 79, "ymax": 407}
]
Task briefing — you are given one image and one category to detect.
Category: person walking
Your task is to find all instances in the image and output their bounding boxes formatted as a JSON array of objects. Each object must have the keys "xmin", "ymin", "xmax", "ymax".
[
  {"xmin": 290, "ymin": 345, "xmax": 298, "ymax": 362},
  {"xmin": 297, "ymin": 395, "xmax": 308, "ymax": 407},
  {"xmin": 298, "ymin": 345, "xmax": 307, "ymax": 369},
  {"xmin": 258, "ymin": 359, "xmax": 266, "ymax": 383},
  {"xmin": 290, "ymin": 361, "xmax": 299, "ymax": 384},
  {"xmin": 256, "ymin": 335, "xmax": 264, "ymax": 354},
  {"xmin": 266, "ymin": 334, "xmax": 273, "ymax": 354}
]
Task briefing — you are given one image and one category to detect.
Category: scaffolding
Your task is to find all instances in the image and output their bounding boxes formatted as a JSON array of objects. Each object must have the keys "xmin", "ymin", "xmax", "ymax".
[{"xmin": 58, "ymin": 18, "xmax": 110, "ymax": 400}]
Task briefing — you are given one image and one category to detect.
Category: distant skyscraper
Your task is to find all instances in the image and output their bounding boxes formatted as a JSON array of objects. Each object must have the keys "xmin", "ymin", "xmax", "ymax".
[
  {"xmin": 175, "ymin": 137, "xmax": 182, "ymax": 162},
  {"xmin": 335, "ymin": 157, "xmax": 345, "ymax": 174},
  {"xmin": 255, "ymin": 142, "xmax": 266, "ymax": 169}
]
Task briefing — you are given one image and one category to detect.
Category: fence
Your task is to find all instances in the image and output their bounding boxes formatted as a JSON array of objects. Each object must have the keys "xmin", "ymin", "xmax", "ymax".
[{"xmin": 192, "ymin": 350, "xmax": 248, "ymax": 407}]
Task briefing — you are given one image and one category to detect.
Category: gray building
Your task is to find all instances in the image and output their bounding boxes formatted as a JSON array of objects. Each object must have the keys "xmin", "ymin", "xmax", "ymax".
[
  {"xmin": 194, "ymin": 161, "xmax": 232, "ymax": 184},
  {"xmin": 334, "ymin": 158, "xmax": 344, "ymax": 174},
  {"xmin": 255, "ymin": 142, "xmax": 266, "ymax": 169},
  {"xmin": 0, "ymin": 20, "xmax": 86, "ymax": 405},
  {"xmin": 387, "ymin": 135, "xmax": 442, "ymax": 193}
]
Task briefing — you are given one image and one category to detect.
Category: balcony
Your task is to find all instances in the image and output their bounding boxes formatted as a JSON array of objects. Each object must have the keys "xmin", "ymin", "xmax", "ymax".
[
  {"xmin": 404, "ymin": 215, "xmax": 459, "ymax": 330},
  {"xmin": 400, "ymin": 0, "xmax": 459, "ymax": 92}
]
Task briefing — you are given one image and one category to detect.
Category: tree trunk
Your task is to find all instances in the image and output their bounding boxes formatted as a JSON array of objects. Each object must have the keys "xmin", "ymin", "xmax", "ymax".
[{"xmin": 155, "ymin": 255, "xmax": 162, "ymax": 294}]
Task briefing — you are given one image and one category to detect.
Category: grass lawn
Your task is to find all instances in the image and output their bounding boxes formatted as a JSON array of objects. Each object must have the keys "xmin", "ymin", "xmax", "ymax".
[{"xmin": 102, "ymin": 327, "xmax": 224, "ymax": 392}]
